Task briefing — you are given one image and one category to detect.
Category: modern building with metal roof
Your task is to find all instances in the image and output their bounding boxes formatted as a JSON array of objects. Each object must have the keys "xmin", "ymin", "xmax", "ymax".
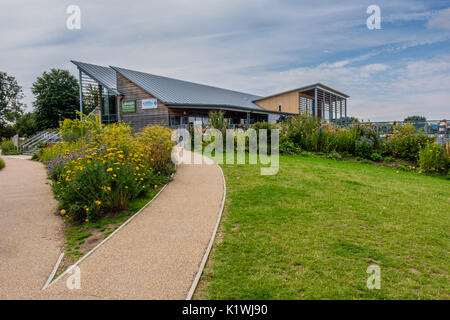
[{"xmin": 72, "ymin": 60, "xmax": 350, "ymax": 129}]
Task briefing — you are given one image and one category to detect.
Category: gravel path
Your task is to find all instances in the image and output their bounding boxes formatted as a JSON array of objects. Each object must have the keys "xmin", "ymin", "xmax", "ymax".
[
  {"xmin": 0, "ymin": 156, "xmax": 64, "ymax": 299},
  {"xmin": 43, "ymin": 152, "xmax": 224, "ymax": 299}
]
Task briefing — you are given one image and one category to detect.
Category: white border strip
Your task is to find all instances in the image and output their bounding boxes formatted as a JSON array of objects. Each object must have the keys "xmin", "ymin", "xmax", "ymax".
[
  {"xmin": 42, "ymin": 252, "xmax": 65, "ymax": 290},
  {"xmin": 185, "ymin": 161, "xmax": 226, "ymax": 300},
  {"xmin": 43, "ymin": 181, "xmax": 170, "ymax": 290}
]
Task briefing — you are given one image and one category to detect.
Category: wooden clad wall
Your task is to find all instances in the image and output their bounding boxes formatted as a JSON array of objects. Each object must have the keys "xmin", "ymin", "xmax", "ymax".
[
  {"xmin": 116, "ymin": 73, "xmax": 169, "ymax": 131},
  {"xmin": 253, "ymin": 91, "xmax": 299, "ymax": 114}
]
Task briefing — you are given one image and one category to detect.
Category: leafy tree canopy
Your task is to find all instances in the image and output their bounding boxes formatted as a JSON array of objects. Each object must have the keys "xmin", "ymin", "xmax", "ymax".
[
  {"xmin": 16, "ymin": 112, "xmax": 38, "ymax": 137},
  {"xmin": 404, "ymin": 115, "xmax": 426, "ymax": 123},
  {"xmin": 0, "ymin": 71, "xmax": 25, "ymax": 126},
  {"xmin": 32, "ymin": 69, "xmax": 79, "ymax": 130}
]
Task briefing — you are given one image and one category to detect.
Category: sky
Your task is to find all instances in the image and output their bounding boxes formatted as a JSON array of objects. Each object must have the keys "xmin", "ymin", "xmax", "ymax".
[{"xmin": 1, "ymin": 0, "xmax": 449, "ymax": 121}]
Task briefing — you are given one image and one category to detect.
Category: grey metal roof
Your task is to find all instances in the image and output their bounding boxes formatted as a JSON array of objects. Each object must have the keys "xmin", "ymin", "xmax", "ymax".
[
  {"xmin": 110, "ymin": 66, "xmax": 265, "ymax": 111},
  {"xmin": 71, "ymin": 60, "xmax": 120, "ymax": 95}
]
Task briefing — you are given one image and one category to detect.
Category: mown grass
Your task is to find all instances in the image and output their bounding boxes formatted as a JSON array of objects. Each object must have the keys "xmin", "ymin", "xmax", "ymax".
[{"xmin": 197, "ymin": 155, "xmax": 449, "ymax": 299}]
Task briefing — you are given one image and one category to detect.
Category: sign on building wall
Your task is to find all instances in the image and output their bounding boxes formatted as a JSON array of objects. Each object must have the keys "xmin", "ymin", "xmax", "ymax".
[
  {"xmin": 122, "ymin": 100, "xmax": 136, "ymax": 113},
  {"xmin": 142, "ymin": 98, "xmax": 158, "ymax": 109}
]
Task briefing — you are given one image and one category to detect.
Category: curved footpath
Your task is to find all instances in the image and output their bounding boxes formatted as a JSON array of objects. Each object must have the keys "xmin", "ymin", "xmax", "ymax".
[
  {"xmin": 0, "ymin": 151, "xmax": 224, "ymax": 299},
  {"xmin": 0, "ymin": 156, "xmax": 64, "ymax": 299}
]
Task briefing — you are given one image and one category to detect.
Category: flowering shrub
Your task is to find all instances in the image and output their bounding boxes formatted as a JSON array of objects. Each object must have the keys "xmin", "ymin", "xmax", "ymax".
[
  {"xmin": 418, "ymin": 142, "xmax": 449, "ymax": 174},
  {"xmin": 1, "ymin": 139, "xmax": 15, "ymax": 154},
  {"xmin": 355, "ymin": 137, "xmax": 374, "ymax": 158},
  {"xmin": 136, "ymin": 125, "xmax": 174, "ymax": 174},
  {"xmin": 384, "ymin": 123, "xmax": 432, "ymax": 161},
  {"xmin": 43, "ymin": 121, "xmax": 174, "ymax": 223},
  {"xmin": 52, "ymin": 147, "xmax": 166, "ymax": 222},
  {"xmin": 60, "ymin": 113, "xmax": 102, "ymax": 142},
  {"xmin": 281, "ymin": 114, "xmax": 380, "ymax": 157}
]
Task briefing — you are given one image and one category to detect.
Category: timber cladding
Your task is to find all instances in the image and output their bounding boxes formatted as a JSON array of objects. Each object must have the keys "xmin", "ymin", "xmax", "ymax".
[
  {"xmin": 254, "ymin": 90, "xmax": 299, "ymax": 114},
  {"xmin": 116, "ymin": 73, "xmax": 169, "ymax": 130}
]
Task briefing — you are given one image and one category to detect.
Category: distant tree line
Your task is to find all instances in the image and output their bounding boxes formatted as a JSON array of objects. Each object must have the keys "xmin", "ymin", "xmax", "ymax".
[{"xmin": 0, "ymin": 68, "xmax": 99, "ymax": 140}]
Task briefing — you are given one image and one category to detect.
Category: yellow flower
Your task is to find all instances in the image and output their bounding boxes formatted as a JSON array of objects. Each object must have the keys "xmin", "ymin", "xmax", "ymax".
[
  {"xmin": 95, "ymin": 200, "xmax": 102, "ymax": 205},
  {"xmin": 107, "ymin": 168, "xmax": 113, "ymax": 172},
  {"xmin": 154, "ymin": 185, "xmax": 158, "ymax": 189},
  {"xmin": 125, "ymin": 186, "xmax": 128, "ymax": 189},
  {"xmin": 113, "ymin": 174, "xmax": 117, "ymax": 178},
  {"xmin": 85, "ymin": 219, "xmax": 89, "ymax": 222},
  {"xmin": 136, "ymin": 167, "xmax": 140, "ymax": 170},
  {"xmin": 107, "ymin": 187, "xmax": 111, "ymax": 191},
  {"xmin": 85, "ymin": 207, "xmax": 89, "ymax": 212},
  {"xmin": 60, "ymin": 209, "xmax": 66, "ymax": 215}
]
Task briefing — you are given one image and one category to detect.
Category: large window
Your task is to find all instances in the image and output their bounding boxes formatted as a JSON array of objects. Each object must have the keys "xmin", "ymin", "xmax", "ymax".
[{"xmin": 101, "ymin": 87, "xmax": 117, "ymax": 123}]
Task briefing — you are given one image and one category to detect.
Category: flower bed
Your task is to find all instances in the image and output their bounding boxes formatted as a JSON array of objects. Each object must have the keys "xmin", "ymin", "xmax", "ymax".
[
  {"xmin": 278, "ymin": 113, "xmax": 449, "ymax": 174},
  {"xmin": 41, "ymin": 118, "xmax": 175, "ymax": 223}
]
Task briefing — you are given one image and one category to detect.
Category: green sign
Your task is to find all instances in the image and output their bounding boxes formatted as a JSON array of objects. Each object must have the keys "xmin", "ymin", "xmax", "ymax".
[{"xmin": 122, "ymin": 100, "xmax": 136, "ymax": 113}]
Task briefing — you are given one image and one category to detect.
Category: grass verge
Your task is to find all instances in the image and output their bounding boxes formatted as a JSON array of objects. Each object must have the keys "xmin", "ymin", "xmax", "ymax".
[{"xmin": 196, "ymin": 154, "xmax": 449, "ymax": 299}]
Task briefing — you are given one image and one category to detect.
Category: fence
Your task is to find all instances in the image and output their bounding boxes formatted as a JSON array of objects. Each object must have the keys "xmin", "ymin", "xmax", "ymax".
[{"xmin": 361, "ymin": 120, "xmax": 450, "ymax": 144}]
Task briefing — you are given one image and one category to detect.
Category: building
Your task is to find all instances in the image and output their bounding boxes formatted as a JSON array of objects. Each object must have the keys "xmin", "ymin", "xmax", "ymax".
[{"xmin": 72, "ymin": 60, "xmax": 349, "ymax": 130}]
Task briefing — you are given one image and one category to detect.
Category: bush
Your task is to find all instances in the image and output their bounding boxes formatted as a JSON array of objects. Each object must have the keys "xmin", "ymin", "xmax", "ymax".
[
  {"xmin": 282, "ymin": 113, "xmax": 321, "ymax": 150},
  {"xmin": 52, "ymin": 146, "xmax": 165, "ymax": 222},
  {"xmin": 136, "ymin": 125, "xmax": 174, "ymax": 174},
  {"xmin": 327, "ymin": 150, "xmax": 342, "ymax": 160},
  {"xmin": 45, "ymin": 120, "xmax": 174, "ymax": 223},
  {"xmin": 355, "ymin": 137, "xmax": 374, "ymax": 158},
  {"xmin": 208, "ymin": 110, "xmax": 226, "ymax": 132},
  {"xmin": 279, "ymin": 135, "xmax": 301, "ymax": 155},
  {"xmin": 384, "ymin": 156, "xmax": 394, "ymax": 163},
  {"xmin": 335, "ymin": 128, "xmax": 356, "ymax": 154},
  {"xmin": 370, "ymin": 152, "xmax": 382, "ymax": 162},
  {"xmin": 384, "ymin": 123, "xmax": 432, "ymax": 162},
  {"xmin": 1, "ymin": 140, "xmax": 15, "ymax": 154},
  {"xmin": 0, "ymin": 157, "xmax": 5, "ymax": 170},
  {"xmin": 418, "ymin": 142, "xmax": 449, "ymax": 174},
  {"xmin": 60, "ymin": 113, "xmax": 102, "ymax": 142}
]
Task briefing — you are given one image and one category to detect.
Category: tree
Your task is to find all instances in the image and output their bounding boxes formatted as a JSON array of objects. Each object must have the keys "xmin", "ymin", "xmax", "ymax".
[
  {"xmin": 208, "ymin": 110, "xmax": 226, "ymax": 132},
  {"xmin": 404, "ymin": 115, "xmax": 426, "ymax": 123},
  {"xmin": 16, "ymin": 112, "xmax": 38, "ymax": 137},
  {"xmin": 32, "ymin": 69, "xmax": 79, "ymax": 130},
  {"xmin": 0, "ymin": 71, "xmax": 24, "ymax": 127}
]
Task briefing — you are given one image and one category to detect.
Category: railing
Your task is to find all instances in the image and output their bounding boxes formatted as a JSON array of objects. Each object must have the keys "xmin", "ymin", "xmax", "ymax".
[
  {"xmin": 361, "ymin": 120, "xmax": 450, "ymax": 144},
  {"xmin": 20, "ymin": 131, "xmax": 61, "ymax": 154}
]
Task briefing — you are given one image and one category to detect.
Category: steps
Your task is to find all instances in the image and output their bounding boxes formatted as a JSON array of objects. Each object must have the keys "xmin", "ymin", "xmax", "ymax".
[{"xmin": 20, "ymin": 131, "xmax": 61, "ymax": 154}]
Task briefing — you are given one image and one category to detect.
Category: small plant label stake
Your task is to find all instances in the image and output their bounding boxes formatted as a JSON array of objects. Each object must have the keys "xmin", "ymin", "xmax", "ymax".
[
  {"xmin": 66, "ymin": 266, "xmax": 81, "ymax": 290},
  {"xmin": 366, "ymin": 264, "xmax": 381, "ymax": 290}
]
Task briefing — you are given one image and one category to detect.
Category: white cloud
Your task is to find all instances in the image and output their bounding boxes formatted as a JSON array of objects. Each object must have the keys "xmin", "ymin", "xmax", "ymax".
[
  {"xmin": 0, "ymin": 0, "xmax": 449, "ymax": 121},
  {"xmin": 427, "ymin": 7, "xmax": 450, "ymax": 30}
]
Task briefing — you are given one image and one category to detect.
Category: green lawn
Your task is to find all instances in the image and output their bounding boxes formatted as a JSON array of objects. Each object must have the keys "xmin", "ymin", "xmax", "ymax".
[{"xmin": 197, "ymin": 155, "xmax": 449, "ymax": 299}]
